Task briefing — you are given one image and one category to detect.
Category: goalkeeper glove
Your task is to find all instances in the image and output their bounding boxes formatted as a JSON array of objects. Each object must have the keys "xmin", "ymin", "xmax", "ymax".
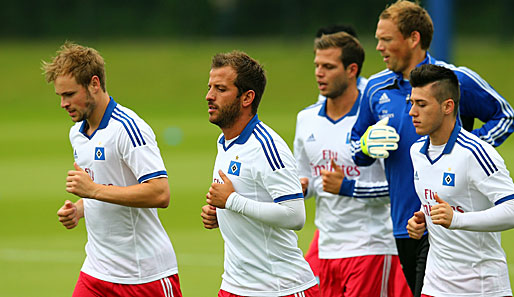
[{"xmin": 360, "ymin": 117, "xmax": 399, "ymax": 158}]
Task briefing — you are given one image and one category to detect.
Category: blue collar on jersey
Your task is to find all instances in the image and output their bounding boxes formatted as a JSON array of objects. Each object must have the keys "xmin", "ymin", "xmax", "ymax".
[
  {"xmin": 79, "ymin": 97, "xmax": 117, "ymax": 139},
  {"xmin": 317, "ymin": 91, "xmax": 360, "ymax": 124},
  {"xmin": 218, "ymin": 114, "xmax": 260, "ymax": 150},
  {"xmin": 420, "ymin": 121, "xmax": 462, "ymax": 162}
]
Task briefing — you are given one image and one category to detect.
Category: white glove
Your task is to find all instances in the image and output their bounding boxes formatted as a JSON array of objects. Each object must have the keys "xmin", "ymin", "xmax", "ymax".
[{"xmin": 360, "ymin": 117, "xmax": 399, "ymax": 158}]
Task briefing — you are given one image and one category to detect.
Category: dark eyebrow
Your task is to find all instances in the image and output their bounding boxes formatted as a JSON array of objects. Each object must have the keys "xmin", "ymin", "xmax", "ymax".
[{"xmin": 56, "ymin": 91, "xmax": 76, "ymax": 96}]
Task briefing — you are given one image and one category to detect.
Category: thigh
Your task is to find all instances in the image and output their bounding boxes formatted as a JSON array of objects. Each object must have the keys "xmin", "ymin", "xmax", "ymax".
[
  {"xmin": 343, "ymin": 255, "xmax": 399, "ymax": 297},
  {"xmin": 304, "ymin": 229, "xmax": 320, "ymax": 280},
  {"xmin": 320, "ymin": 256, "xmax": 393, "ymax": 297},
  {"xmin": 388, "ymin": 255, "xmax": 413, "ymax": 297},
  {"xmin": 319, "ymin": 258, "xmax": 346, "ymax": 297},
  {"xmin": 414, "ymin": 235, "xmax": 430, "ymax": 297},
  {"xmin": 395, "ymin": 237, "xmax": 419, "ymax": 294}
]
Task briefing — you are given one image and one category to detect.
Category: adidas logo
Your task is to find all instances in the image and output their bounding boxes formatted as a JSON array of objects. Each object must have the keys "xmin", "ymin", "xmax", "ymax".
[
  {"xmin": 307, "ymin": 134, "xmax": 316, "ymax": 142},
  {"xmin": 74, "ymin": 149, "xmax": 78, "ymax": 159},
  {"xmin": 379, "ymin": 93, "xmax": 391, "ymax": 104},
  {"xmin": 414, "ymin": 171, "xmax": 419, "ymax": 180}
]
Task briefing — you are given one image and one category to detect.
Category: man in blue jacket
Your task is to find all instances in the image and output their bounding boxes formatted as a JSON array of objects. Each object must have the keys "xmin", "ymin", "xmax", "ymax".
[{"xmin": 350, "ymin": 1, "xmax": 514, "ymax": 296}]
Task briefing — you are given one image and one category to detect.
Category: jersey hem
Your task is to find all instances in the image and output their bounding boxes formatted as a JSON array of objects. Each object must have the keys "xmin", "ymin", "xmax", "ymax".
[
  {"xmin": 421, "ymin": 289, "xmax": 512, "ymax": 297},
  {"xmin": 220, "ymin": 278, "xmax": 317, "ymax": 297},
  {"xmin": 80, "ymin": 267, "xmax": 179, "ymax": 285},
  {"xmin": 319, "ymin": 249, "xmax": 398, "ymax": 259}
]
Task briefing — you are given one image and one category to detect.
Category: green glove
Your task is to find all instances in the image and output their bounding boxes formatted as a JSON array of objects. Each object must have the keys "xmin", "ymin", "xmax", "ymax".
[{"xmin": 360, "ymin": 117, "xmax": 399, "ymax": 158}]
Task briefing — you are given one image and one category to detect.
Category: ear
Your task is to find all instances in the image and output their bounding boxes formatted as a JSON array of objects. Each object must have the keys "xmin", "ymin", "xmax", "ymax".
[
  {"xmin": 89, "ymin": 75, "xmax": 102, "ymax": 93},
  {"xmin": 346, "ymin": 63, "xmax": 359, "ymax": 79},
  {"xmin": 409, "ymin": 31, "xmax": 421, "ymax": 49},
  {"xmin": 443, "ymin": 98, "xmax": 455, "ymax": 115},
  {"xmin": 241, "ymin": 90, "xmax": 255, "ymax": 108}
]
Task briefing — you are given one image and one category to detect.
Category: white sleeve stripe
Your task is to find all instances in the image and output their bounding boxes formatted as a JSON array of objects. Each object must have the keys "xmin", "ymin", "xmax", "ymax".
[
  {"xmin": 355, "ymin": 185, "xmax": 389, "ymax": 191},
  {"xmin": 354, "ymin": 192, "xmax": 389, "ymax": 198},
  {"xmin": 454, "ymin": 67, "xmax": 514, "ymax": 143},
  {"xmin": 366, "ymin": 77, "xmax": 397, "ymax": 113},
  {"xmin": 351, "ymin": 140, "xmax": 362, "ymax": 154}
]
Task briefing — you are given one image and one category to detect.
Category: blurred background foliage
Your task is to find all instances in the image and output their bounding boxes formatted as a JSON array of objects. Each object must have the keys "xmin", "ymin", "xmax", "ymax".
[{"xmin": 1, "ymin": 0, "xmax": 513, "ymax": 41}]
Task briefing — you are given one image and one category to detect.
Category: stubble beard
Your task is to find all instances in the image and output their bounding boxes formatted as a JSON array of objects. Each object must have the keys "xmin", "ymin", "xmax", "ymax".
[
  {"xmin": 210, "ymin": 96, "xmax": 242, "ymax": 129},
  {"xmin": 325, "ymin": 80, "xmax": 348, "ymax": 100},
  {"xmin": 76, "ymin": 90, "xmax": 97, "ymax": 122}
]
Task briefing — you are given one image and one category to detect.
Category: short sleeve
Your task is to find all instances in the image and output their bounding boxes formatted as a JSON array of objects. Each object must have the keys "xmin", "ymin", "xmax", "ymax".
[
  {"xmin": 117, "ymin": 118, "xmax": 167, "ymax": 183},
  {"xmin": 468, "ymin": 142, "xmax": 514, "ymax": 205},
  {"xmin": 261, "ymin": 140, "xmax": 304, "ymax": 203}
]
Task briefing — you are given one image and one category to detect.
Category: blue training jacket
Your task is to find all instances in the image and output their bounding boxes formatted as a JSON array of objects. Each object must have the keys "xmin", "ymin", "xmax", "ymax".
[{"xmin": 350, "ymin": 53, "xmax": 514, "ymax": 238}]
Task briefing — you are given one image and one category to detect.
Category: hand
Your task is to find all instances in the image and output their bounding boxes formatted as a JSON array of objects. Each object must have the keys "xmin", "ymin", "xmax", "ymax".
[
  {"xmin": 66, "ymin": 163, "xmax": 98, "ymax": 198},
  {"xmin": 406, "ymin": 210, "xmax": 426, "ymax": 239},
  {"xmin": 201, "ymin": 205, "xmax": 219, "ymax": 229},
  {"xmin": 321, "ymin": 158, "xmax": 344, "ymax": 194},
  {"xmin": 300, "ymin": 178, "xmax": 309, "ymax": 196},
  {"xmin": 360, "ymin": 117, "xmax": 399, "ymax": 158},
  {"xmin": 430, "ymin": 193, "xmax": 453, "ymax": 228},
  {"xmin": 57, "ymin": 200, "xmax": 80, "ymax": 229},
  {"xmin": 206, "ymin": 170, "xmax": 235, "ymax": 209}
]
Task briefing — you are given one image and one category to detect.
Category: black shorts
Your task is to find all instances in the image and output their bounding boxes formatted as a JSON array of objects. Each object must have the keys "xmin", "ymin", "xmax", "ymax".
[{"xmin": 395, "ymin": 234, "xmax": 430, "ymax": 297}]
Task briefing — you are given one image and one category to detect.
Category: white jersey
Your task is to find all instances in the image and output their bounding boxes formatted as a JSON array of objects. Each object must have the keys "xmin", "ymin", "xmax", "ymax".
[
  {"xmin": 70, "ymin": 98, "xmax": 178, "ymax": 284},
  {"xmin": 316, "ymin": 76, "xmax": 368, "ymax": 103},
  {"xmin": 294, "ymin": 96, "xmax": 396, "ymax": 259},
  {"xmin": 213, "ymin": 115, "xmax": 317, "ymax": 296},
  {"xmin": 411, "ymin": 124, "xmax": 514, "ymax": 297}
]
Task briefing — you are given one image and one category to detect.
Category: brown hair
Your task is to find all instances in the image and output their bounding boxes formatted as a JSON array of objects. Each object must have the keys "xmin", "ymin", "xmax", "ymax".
[
  {"xmin": 42, "ymin": 41, "xmax": 106, "ymax": 91},
  {"xmin": 314, "ymin": 31, "xmax": 365, "ymax": 77},
  {"xmin": 211, "ymin": 51, "xmax": 266, "ymax": 115}
]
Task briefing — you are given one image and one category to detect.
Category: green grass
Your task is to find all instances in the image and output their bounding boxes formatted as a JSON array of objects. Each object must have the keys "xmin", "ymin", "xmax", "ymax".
[{"xmin": 0, "ymin": 37, "xmax": 513, "ymax": 296}]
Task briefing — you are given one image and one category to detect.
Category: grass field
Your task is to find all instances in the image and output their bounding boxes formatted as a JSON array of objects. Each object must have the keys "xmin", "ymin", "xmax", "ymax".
[{"xmin": 0, "ymin": 37, "xmax": 513, "ymax": 296}]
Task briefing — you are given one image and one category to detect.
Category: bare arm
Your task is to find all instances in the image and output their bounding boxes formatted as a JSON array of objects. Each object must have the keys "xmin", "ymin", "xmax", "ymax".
[{"xmin": 66, "ymin": 163, "xmax": 170, "ymax": 208}]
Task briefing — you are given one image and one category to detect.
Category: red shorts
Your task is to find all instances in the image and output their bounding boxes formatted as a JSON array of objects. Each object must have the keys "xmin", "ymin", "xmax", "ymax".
[
  {"xmin": 218, "ymin": 284, "xmax": 320, "ymax": 297},
  {"xmin": 72, "ymin": 271, "xmax": 182, "ymax": 297},
  {"xmin": 319, "ymin": 255, "xmax": 412, "ymax": 297},
  {"xmin": 304, "ymin": 229, "xmax": 320, "ymax": 278}
]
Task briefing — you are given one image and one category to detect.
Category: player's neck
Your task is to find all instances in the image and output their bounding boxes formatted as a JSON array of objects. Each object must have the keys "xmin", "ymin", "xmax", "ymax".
[
  {"xmin": 403, "ymin": 49, "xmax": 427, "ymax": 80},
  {"xmin": 326, "ymin": 84, "xmax": 358, "ymax": 121},
  {"xmin": 429, "ymin": 117, "xmax": 456, "ymax": 146},
  {"xmin": 86, "ymin": 92, "xmax": 111, "ymax": 135},
  {"xmin": 221, "ymin": 112, "xmax": 253, "ymax": 140}
]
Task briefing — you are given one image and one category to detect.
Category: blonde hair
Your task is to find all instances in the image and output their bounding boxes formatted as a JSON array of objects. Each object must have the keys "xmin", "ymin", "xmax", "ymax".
[
  {"xmin": 42, "ymin": 42, "xmax": 106, "ymax": 91},
  {"xmin": 380, "ymin": 0, "xmax": 433, "ymax": 50}
]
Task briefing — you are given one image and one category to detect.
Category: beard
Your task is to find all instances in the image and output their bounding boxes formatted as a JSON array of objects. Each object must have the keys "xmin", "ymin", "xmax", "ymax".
[
  {"xmin": 209, "ymin": 96, "xmax": 241, "ymax": 129},
  {"xmin": 325, "ymin": 79, "xmax": 348, "ymax": 100},
  {"xmin": 76, "ymin": 90, "xmax": 97, "ymax": 122}
]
